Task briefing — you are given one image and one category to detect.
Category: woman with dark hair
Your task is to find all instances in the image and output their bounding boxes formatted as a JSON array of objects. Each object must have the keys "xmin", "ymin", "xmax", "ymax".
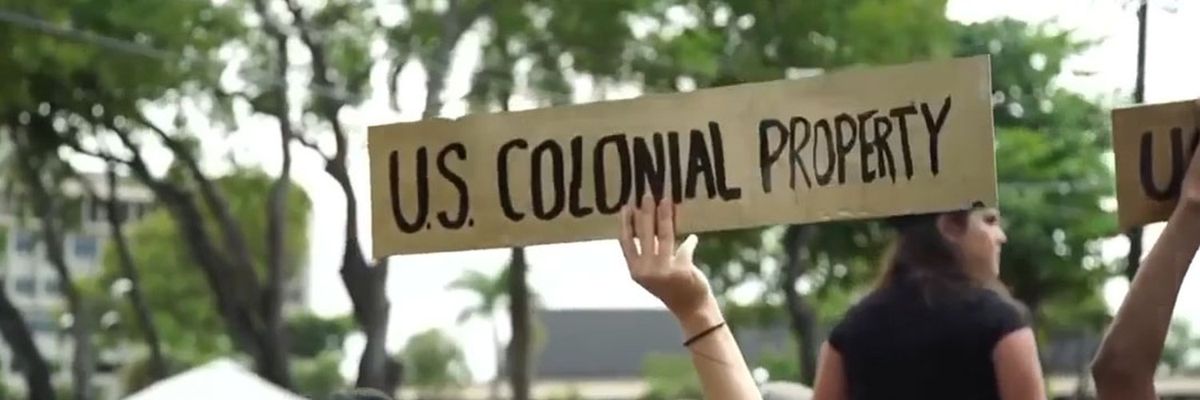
[
  {"xmin": 618, "ymin": 198, "xmax": 1044, "ymax": 399},
  {"xmin": 810, "ymin": 206, "xmax": 1047, "ymax": 400}
]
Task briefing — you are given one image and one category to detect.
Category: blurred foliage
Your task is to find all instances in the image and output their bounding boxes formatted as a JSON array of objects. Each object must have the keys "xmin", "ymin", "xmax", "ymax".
[
  {"xmin": 400, "ymin": 328, "xmax": 472, "ymax": 398},
  {"xmin": 85, "ymin": 169, "xmax": 309, "ymax": 363},
  {"xmin": 294, "ymin": 352, "xmax": 349, "ymax": 399},
  {"xmin": 639, "ymin": 353, "xmax": 702, "ymax": 400},
  {"xmin": 757, "ymin": 340, "xmax": 802, "ymax": 385},
  {"xmin": 0, "ymin": 0, "xmax": 241, "ymax": 125},
  {"xmin": 119, "ymin": 354, "xmax": 188, "ymax": 395},
  {"xmin": 959, "ymin": 19, "xmax": 1117, "ymax": 333},
  {"xmin": 288, "ymin": 313, "xmax": 355, "ymax": 359},
  {"xmin": 1162, "ymin": 320, "xmax": 1200, "ymax": 376},
  {"xmin": 0, "ymin": 0, "xmax": 1131, "ymax": 395}
]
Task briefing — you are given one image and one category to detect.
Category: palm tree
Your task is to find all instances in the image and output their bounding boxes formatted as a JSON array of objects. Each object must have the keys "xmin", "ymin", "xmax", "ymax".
[
  {"xmin": 448, "ymin": 267, "xmax": 511, "ymax": 400},
  {"xmin": 449, "ymin": 264, "xmax": 544, "ymax": 400}
]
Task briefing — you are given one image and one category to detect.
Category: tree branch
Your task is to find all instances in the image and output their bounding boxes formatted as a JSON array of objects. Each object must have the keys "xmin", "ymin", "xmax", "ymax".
[
  {"xmin": 61, "ymin": 137, "xmax": 134, "ymax": 166},
  {"xmin": 129, "ymin": 111, "xmax": 262, "ymax": 294},
  {"xmin": 101, "ymin": 165, "xmax": 169, "ymax": 380},
  {"xmin": 103, "ymin": 118, "xmax": 268, "ymax": 369},
  {"xmin": 294, "ymin": 135, "xmax": 332, "ymax": 162},
  {"xmin": 285, "ymin": 0, "xmax": 394, "ymax": 390}
]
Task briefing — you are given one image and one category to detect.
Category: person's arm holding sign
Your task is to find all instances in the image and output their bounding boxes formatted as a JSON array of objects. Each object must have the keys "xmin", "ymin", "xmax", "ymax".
[
  {"xmin": 619, "ymin": 195, "xmax": 761, "ymax": 400},
  {"xmin": 1092, "ymin": 134, "xmax": 1200, "ymax": 400}
]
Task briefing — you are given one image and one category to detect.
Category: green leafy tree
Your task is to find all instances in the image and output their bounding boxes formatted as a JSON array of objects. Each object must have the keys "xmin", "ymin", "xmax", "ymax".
[
  {"xmin": 287, "ymin": 313, "xmax": 355, "ymax": 359},
  {"xmin": 89, "ymin": 170, "xmax": 310, "ymax": 365},
  {"xmin": 400, "ymin": 329, "xmax": 472, "ymax": 400},
  {"xmin": 294, "ymin": 352, "xmax": 349, "ymax": 399},
  {"xmin": 235, "ymin": 0, "xmax": 391, "ymax": 390},
  {"xmin": 955, "ymin": 19, "xmax": 1116, "ymax": 336},
  {"xmin": 0, "ymin": 0, "xmax": 318, "ymax": 390}
]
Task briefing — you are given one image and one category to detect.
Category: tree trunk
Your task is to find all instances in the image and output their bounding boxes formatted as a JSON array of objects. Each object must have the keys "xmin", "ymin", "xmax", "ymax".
[
  {"xmin": 0, "ymin": 279, "xmax": 55, "ymax": 400},
  {"xmin": 323, "ymin": 155, "xmax": 394, "ymax": 393},
  {"xmin": 507, "ymin": 247, "xmax": 531, "ymax": 400},
  {"xmin": 278, "ymin": 0, "xmax": 396, "ymax": 389},
  {"xmin": 106, "ymin": 123, "xmax": 287, "ymax": 389},
  {"xmin": 10, "ymin": 128, "xmax": 95, "ymax": 400},
  {"xmin": 420, "ymin": 1, "xmax": 490, "ymax": 119},
  {"xmin": 781, "ymin": 225, "xmax": 818, "ymax": 385},
  {"xmin": 262, "ymin": 10, "xmax": 297, "ymax": 388},
  {"xmin": 104, "ymin": 166, "xmax": 168, "ymax": 381}
]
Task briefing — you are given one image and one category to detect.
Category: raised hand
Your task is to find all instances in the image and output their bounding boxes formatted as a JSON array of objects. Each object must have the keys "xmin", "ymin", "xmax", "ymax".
[{"xmin": 618, "ymin": 194, "xmax": 714, "ymax": 324}]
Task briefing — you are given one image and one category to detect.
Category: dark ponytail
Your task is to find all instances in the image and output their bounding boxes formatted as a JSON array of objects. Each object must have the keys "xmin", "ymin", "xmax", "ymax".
[
  {"xmin": 877, "ymin": 210, "xmax": 1028, "ymax": 316},
  {"xmin": 877, "ymin": 211, "xmax": 972, "ymax": 291}
]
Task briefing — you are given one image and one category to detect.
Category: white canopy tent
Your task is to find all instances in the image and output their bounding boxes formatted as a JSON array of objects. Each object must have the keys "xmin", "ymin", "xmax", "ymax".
[{"xmin": 124, "ymin": 358, "xmax": 306, "ymax": 400}]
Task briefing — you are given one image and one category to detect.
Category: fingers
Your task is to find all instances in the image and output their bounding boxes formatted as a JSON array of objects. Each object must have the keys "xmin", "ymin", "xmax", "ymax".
[
  {"xmin": 636, "ymin": 194, "xmax": 655, "ymax": 256},
  {"xmin": 656, "ymin": 197, "xmax": 674, "ymax": 259},
  {"xmin": 676, "ymin": 234, "xmax": 699, "ymax": 264},
  {"xmin": 618, "ymin": 206, "xmax": 637, "ymax": 263}
]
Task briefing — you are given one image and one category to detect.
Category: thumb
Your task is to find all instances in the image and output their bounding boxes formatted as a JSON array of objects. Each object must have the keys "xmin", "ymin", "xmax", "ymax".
[{"xmin": 675, "ymin": 234, "xmax": 699, "ymax": 262}]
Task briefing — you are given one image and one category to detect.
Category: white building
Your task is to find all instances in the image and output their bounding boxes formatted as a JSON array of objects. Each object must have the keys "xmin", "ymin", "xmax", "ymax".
[
  {"xmin": 0, "ymin": 173, "xmax": 310, "ymax": 399},
  {"xmin": 0, "ymin": 173, "xmax": 155, "ymax": 399}
]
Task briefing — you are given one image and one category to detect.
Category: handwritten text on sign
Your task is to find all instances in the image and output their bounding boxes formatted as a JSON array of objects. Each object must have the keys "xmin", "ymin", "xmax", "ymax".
[
  {"xmin": 1112, "ymin": 100, "xmax": 1200, "ymax": 229},
  {"xmin": 368, "ymin": 56, "xmax": 997, "ymax": 257}
]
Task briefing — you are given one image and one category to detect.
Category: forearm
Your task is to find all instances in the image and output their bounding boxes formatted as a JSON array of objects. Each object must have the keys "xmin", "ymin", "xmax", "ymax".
[
  {"xmin": 1093, "ymin": 204, "xmax": 1200, "ymax": 381},
  {"xmin": 675, "ymin": 299, "xmax": 762, "ymax": 400}
]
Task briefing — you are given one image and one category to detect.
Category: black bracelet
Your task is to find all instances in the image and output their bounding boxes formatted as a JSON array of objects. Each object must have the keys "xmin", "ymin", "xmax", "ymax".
[{"xmin": 683, "ymin": 321, "xmax": 727, "ymax": 347}]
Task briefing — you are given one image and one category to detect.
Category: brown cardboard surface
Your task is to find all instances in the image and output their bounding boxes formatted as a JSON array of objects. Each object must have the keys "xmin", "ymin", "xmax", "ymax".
[
  {"xmin": 368, "ymin": 56, "xmax": 997, "ymax": 257},
  {"xmin": 1112, "ymin": 100, "xmax": 1200, "ymax": 229}
]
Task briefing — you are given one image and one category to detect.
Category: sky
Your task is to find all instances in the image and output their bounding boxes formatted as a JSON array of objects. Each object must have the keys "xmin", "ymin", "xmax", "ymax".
[{"xmin": 182, "ymin": 0, "xmax": 1200, "ymax": 383}]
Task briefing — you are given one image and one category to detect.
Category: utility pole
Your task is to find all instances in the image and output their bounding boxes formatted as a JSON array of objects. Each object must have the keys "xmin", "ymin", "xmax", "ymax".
[{"xmin": 1124, "ymin": 0, "xmax": 1149, "ymax": 282}]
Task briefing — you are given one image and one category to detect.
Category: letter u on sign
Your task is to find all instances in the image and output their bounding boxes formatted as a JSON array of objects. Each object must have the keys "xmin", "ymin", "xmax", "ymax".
[
  {"xmin": 1111, "ymin": 100, "xmax": 1200, "ymax": 229},
  {"xmin": 367, "ymin": 56, "xmax": 998, "ymax": 257}
]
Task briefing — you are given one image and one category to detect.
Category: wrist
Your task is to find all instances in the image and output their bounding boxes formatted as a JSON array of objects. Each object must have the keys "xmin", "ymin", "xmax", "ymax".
[
  {"xmin": 673, "ymin": 296, "xmax": 724, "ymax": 338},
  {"xmin": 1172, "ymin": 201, "xmax": 1200, "ymax": 223}
]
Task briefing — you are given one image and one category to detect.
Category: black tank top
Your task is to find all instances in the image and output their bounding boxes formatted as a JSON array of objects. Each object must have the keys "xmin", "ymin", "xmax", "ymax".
[{"xmin": 828, "ymin": 275, "xmax": 1029, "ymax": 400}]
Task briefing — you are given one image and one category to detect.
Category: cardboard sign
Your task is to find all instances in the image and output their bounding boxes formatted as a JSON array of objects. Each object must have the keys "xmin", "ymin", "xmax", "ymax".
[
  {"xmin": 1112, "ymin": 100, "xmax": 1200, "ymax": 229},
  {"xmin": 368, "ymin": 56, "xmax": 997, "ymax": 257}
]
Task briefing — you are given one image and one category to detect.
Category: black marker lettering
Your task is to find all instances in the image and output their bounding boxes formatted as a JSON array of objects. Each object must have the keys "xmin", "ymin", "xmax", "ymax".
[
  {"xmin": 567, "ymin": 136, "xmax": 593, "ymax": 218},
  {"xmin": 890, "ymin": 105, "xmax": 918, "ymax": 180},
  {"xmin": 758, "ymin": 119, "xmax": 788, "ymax": 194},
  {"xmin": 790, "ymin": 117, "xmax": 813, "ymax": 189},
  {"xmin": 873, "ymin": 116, "xmax": 896, "ymax": 183},
  {"xmin": 668, "ymin": 131, "xmax": 684, "ymax": 204},
  {"xmin": 389, "ymin": 149, "xmax": 428, "ymax": 233},
  {"xmin": 497, "ymin": 139, "xmax": 527, "ymax": 221},
  {"xmin": 633, "ymin": 134, "xmax": 668, "ymax": 202},
  {"xmin": 857, "ymin": 110, "xmax": 878, "ymax": 183},
  {"xmin": 685, "ymin": 129, "xmax": 717, "ymax": 199},
  {"xmin": 708, "ymin": 122, "xmax": 742, "ymax": 201},
  {"xmin": 594, "ymin": 134, "xmax": 632, "ymax": 214},
  {"xmin": 834, "ymin": 113, "xmax": 858, "ymax": 185},
  {"xmin": 1140, "ymin": 128, "xmax": 1186, "ymax": 201},
  {"xmin": 920, "ymin": 96, "xmax": 953, "ymax": 175},
  {"xmin": 531, "ymin": 140, "xmax": 566, "ymax": 220},
  {"xmin": 436, "ymin": 143, "xmax": 470, "ymax": 229},
  {"xmin": 813, "ymin": 119, "xmax": 836, "ymax": 186}
]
